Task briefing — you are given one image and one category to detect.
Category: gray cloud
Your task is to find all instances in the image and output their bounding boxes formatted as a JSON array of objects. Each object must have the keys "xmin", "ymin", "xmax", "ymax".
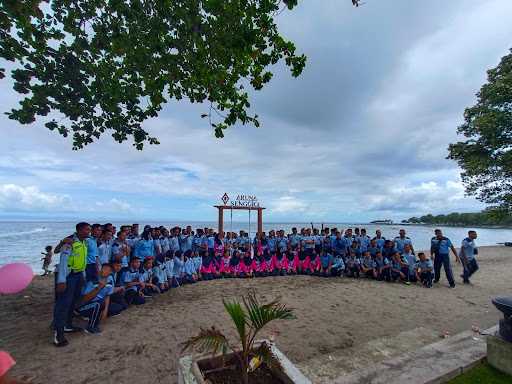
[{"xmin": 0, "ymin": 0, "xmax": 510, "ymax": 221}]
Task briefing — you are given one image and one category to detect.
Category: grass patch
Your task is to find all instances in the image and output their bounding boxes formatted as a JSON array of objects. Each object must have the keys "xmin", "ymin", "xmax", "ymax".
[{"xmin": 448, "ymin": 362, "xmax": 512, "ymax": 384}]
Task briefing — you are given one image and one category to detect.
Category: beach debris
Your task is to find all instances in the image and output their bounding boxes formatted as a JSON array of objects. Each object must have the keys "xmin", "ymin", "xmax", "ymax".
[
  {"xmin": 249, "ymin": 356, "xmax": 262, "ymax": 372},
  {"xmin": 441, "ymin": 331, "xmax": 451, "ymax": 339}
]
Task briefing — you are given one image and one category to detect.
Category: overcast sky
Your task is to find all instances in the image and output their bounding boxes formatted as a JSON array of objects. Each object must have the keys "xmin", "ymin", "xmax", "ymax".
[{"xmin": 1, "ymin": 0, "xmax": 511, "ymax": 223}]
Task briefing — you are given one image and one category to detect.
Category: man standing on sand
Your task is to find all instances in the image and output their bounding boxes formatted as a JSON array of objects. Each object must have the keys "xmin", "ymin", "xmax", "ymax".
[
  {"xmin": 53, "ymin": 222, "xmax": 90, "ymax": 347},
  {"xmin": 430, "ymin": 229, "xmax": 459, "ymax": 288},
  {"xmin": 460, "ymin": 230, "xmax": 479, "ymax": 284}
]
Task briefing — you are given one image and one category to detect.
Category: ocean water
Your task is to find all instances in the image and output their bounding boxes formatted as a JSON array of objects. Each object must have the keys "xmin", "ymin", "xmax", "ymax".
[{"xmin": 1, "ymin": 221, "xmax": 511, "ymax": 273}]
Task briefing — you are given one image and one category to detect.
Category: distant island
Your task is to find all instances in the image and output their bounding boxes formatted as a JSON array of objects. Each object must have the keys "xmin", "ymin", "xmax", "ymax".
[
  {"xmin": 370, "ymin": 219, "xmax": 393, "ymax": 224},
  {"xmin": 401, "ymin": 210, "xmax": 512, "ymax": 227}
]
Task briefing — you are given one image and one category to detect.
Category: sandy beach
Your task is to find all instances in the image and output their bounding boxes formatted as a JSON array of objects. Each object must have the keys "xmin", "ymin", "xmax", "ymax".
[{"xmin": 1, "ymin": 246, "xmax": 511, "ymax": 384}]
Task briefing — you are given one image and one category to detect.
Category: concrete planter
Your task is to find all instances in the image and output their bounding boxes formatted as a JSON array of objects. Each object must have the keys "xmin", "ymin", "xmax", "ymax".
[{"xmin": 178, "ymin": 340, "xmax": 311, "ymax": 384}]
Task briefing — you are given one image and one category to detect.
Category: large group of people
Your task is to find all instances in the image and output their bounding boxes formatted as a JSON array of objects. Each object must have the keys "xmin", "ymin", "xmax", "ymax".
[{"xmin": 49, "ymin": 222, "xmax": 480, "ymax": 347}]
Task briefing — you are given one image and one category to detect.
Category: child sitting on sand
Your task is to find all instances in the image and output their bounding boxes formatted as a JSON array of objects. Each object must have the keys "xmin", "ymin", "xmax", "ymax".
[
  {"xmin": 360, "ymin": 251, "xmax": 377, "ymax": 279},
  {"xmin": 122, "ymin": 258, "xmax": 146, "ymax": 305},
  {"xmin": 40, "ymin": 245, "xmax": 53, "ymax": 276},
  {"xmin": 375, "ymin": 251, "xmax": 391, "ymax": 281},
  {"xmin": 390, "ymin": 252, "xmax": 409, "ymax": 284},
  {"xmin": 345, "ymin": 251, "xmax": 361, "ymax": 278},
  {"xmin": 141, "ymin": 258, "xmax": 161, "ymax": 295},
  {"xmin": 331, "ymin": 253, "xmax": 345, "ymax": 277},
  {"xmin": 184, "ymin": 252, "xmax": 198, "ymax": 283},
  {"xmin": 415, "ymin": 253, "xmax": 433, "ymax": 288}
]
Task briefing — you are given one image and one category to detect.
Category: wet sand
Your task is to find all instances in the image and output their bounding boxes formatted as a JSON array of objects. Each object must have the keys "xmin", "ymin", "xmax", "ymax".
[{"xmin": 1, "ymin": 246, "xmax": 511, "ymax": 384}]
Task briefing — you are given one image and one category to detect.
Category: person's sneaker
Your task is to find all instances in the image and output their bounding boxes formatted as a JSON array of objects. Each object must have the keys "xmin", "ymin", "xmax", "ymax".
[
  {"xmin": 53, "ymin": 331, "xmax": 69, "ymax": 347},
  {"xmin": 84, "ymin": 327, "xmax": 102, "ymax": 335},
  {"xmin": 404, "ymin": 281, "xmax": 411, "ymax": 285},
  {"xmin": 64, "ymin": 325, "xmax": 83, "ymax": 333},
  {"xmin": 449, "ymin": 284, "xmax": 456, "ymax": 289}
]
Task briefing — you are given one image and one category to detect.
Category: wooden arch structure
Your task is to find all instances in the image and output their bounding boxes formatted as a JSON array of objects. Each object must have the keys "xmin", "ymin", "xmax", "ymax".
[{"xmin": 214, "ymin": 193, "xmax": 265, "ymax": 235}]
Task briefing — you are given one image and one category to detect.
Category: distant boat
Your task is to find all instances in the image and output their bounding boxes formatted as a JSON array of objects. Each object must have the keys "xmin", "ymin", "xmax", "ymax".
[{"xmin": 370, "ymin": 219, "xmax": 393, "ymax": 224}]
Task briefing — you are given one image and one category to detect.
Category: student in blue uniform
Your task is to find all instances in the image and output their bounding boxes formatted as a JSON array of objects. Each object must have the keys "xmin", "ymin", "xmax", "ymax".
[
  {"xmin": 333, "ymin": 231, "xmax": 347, "ymax": 260},
  {"xmin": 367, "ymin": 238, "xmax": 381, "ymax": 259},
  {"xmin": 207, "ymin": 229, "xmax": 215, "ymax": 257},
  {"xmin": 331, "ymin": 252, "xmax": 345, "ymax": 277},
  {"xmin": 348, "ymin": 240, "xmax": 361, "ymax": 258},
  {"xmin": 184, "ymin": 252, "xmax": 198, "ymax": 283},
  {"xmin": 77, "ymin": 263, "xmax": 114, "ymax": 334},
  {"xmin": 179, "ymin": 227, "xmax": 193, "ymax": 254},
  {"xmin": 98, "ymin": 228, "xmax": 113, "ymax": 265},
  {"xmin": 172, "ymin": 250, "xmax": 185, "ymax": 286},
  {"xmin": 268, "ymin": 230, "xmax": 278, "ymax": 255},
  {"xmin": 85, "ymin": 224, "xmax": 102, "ymax": 282},
  {"xmin": 320, "ymin": 250, "xmax": 332, "ymax": 277},
  {"xmin": 153, "ymin": 256, "xmax": 169, "ymax": 292},
  {"xmin": 460, "ymin": 230, "xmax": 479, "ymax": 284},
  {"xmin": 374, "ymin": 251, "xmax": 391, "ymax": 281},
  {"xmin": 357, "ymin": 228, "xmax": 371, "ymax": 253},
  {"xmin": 111, "ymin": 230, "xmax": 130, "ymax": 271},
  {"xmin": 141, "ymin": 258, "xmax": 160, "ymax": 295},
  {"xmin": 343, "ymin": 229, "xmax": 354, "ymax": 258},
  {"xmin": 289, "ymin": 227, "xmax": 301, "ymax": 251},
  {"xmin": 360, "ymin": 251, "xmax": 377, "ymax": 279},
  {"xmin": 401, "ymin": 244, "xmax": 417, "ymax": 282},
  {"xmin": 415, "ymin": 252, "xmax": 434, "ymax": 288},
  {"xmin": 430, "ymin": 229, "xmax": 459, "ymax": 288},
  {"xmin": 122, "ymin": 257, "xmax": 146, "ymax": 305},
  {"xmin": 107, "ymin": 258, "xmax": 128, "ymax": 314},
  {"xmin": 394, "ymin": 229, "xmax": 414, "ymax": 255},
  {"xmin": 373, "ymin": 229, "xmax": 386, "ymax": 249},
  {"xmin": 133, "ymin": 229, "xmax": 155, "ymax": 262},
  {"xmin": 313, "ymin": 228, "xmax": 323, "ymax": 255},
  {"xmin": 390, "ymin": 252, "xmax": 408, "ymax": 283},
  {"xmin": 381, "ymin": 240, "xmax": 396, "ymax": 261},
  {"xmin": 345, "ymin": 250, "xmax": 361, "ymax": 278}
]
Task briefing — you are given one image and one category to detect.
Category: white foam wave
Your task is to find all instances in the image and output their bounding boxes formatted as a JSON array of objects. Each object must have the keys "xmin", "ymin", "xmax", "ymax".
[{"xmin": 0, "ymin": 227, "xmax": 49, "ymax": 238}]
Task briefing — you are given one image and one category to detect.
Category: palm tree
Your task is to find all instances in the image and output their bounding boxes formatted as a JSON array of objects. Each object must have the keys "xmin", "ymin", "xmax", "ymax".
[{"xmin": 181, "ymin": 290, "xmax": 295, "ymax": 384}]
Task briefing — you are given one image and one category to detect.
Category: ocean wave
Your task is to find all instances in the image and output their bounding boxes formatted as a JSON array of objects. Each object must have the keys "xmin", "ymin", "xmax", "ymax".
[{"xmin": 0, "ymin": 227, "xmax": 49, "ymax": 238}]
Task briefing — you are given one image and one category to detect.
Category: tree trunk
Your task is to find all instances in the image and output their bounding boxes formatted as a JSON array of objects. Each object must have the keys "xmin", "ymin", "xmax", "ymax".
[{"xmin": 241, "ymin": 361, "xmax": 249, "ymax": 384}]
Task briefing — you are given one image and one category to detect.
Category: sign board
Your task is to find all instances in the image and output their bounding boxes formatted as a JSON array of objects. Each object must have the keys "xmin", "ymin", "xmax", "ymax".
[{"xmin": 221, "ymin": 193, "xmax": 260, "ymax": 208}]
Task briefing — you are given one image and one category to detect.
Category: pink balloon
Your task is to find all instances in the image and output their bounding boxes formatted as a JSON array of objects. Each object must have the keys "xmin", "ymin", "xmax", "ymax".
[{"xmin": 0, "ymin": 263, "xmax": 34, "ymax": 294}]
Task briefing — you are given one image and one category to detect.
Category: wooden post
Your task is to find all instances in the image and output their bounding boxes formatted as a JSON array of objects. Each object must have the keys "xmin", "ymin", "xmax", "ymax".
[
  {"xmin": 218, "ymin": 207, "xmax": 224, "ymax": 234},
  {"xmin": 257, "ymin": 208, "xmax": 263, "ymax": 235}
]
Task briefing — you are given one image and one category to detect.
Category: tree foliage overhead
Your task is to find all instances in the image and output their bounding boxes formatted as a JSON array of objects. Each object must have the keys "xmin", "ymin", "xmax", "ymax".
[
  {"xmin": 1, "ymin": 0, "xmax": 360, "ymax": 150},
  {"xmin": 448, "ymin": 49, "xmax": 512, "ymax": 212}
]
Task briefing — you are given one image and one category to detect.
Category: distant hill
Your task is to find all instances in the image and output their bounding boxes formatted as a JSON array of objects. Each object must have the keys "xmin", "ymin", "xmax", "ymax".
[{"xmin": 402, "ymin": 210, "xmax": 512, "ymax": 227}]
